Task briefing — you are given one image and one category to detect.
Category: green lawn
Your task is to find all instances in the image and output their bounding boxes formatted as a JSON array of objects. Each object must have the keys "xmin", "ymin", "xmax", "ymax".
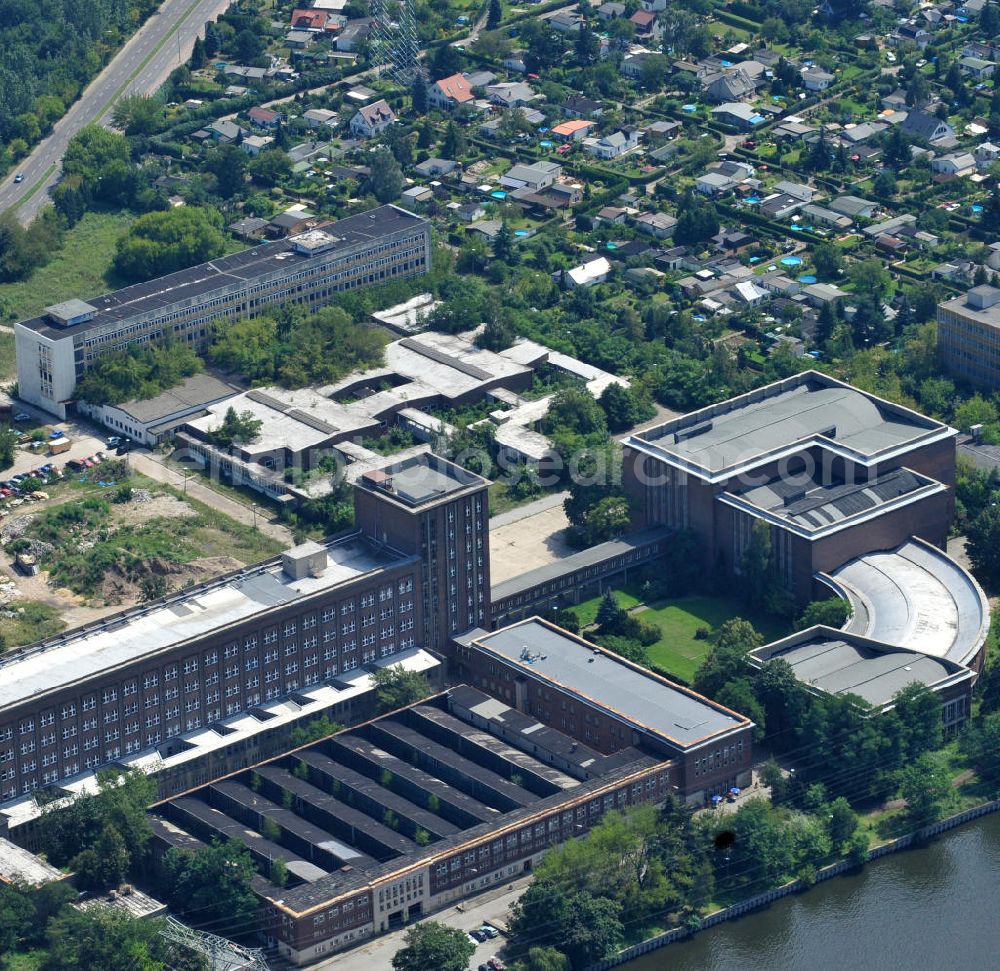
[
  {"xmin": 6, "ymin": 950, "xmax": 45, "ymax": 971},
  {"xmin": 0, "ymin": 208, "xmax": 135, "ymax": 324},
  {"xmin": 0, "ymin": 330, "xmax": 15, "ymax": 382},
  {"xmin": 0, "ymin": 601, "xmax": 66, "ymax": 649},
  {"xmin": 573, "ymin": 589, "xmax": 788, "ymax": 683}
]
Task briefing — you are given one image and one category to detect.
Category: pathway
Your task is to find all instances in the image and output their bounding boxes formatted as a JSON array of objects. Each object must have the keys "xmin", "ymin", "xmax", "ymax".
[{"xmin": 129, "ymin": 451, "xmax": 294, "ymax": 545}]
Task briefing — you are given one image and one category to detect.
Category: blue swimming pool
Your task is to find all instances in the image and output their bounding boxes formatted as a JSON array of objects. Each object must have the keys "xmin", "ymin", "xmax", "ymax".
[
  {"xmin": 491, "ymin": 190, "xmax": 507, "ymax": 199},
  {"xmin": 539, "ymin": 140, "xmax": 553, "ymax": 148},
  {"xmin": 514, "ymin": 229, "xmax": 529, "ymax": 237},
  {"xmin": 781, "ymin": 255, "xmax": 803, "ymax": 267},
  {"xmin": 799, "ymin": 274, "xmax": 817, "ymax": 284}
]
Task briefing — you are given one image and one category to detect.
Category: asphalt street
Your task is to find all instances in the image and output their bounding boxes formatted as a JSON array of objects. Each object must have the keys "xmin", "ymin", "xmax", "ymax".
[{"xmin": 0, "ymin": 0, "xmax": 231, "ymax": 225}]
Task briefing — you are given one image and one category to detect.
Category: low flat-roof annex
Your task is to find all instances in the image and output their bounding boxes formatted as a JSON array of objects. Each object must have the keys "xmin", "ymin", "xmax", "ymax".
[
  {"xmin": 748, "ymin": 626, "xmax": 973, "ymax": 708},
  {"xmin": 468, "ymin": 619, "xmax": 750, "ymax": 749}
]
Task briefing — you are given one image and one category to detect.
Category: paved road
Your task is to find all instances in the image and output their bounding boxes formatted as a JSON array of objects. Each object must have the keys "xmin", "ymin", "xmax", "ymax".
[
  {"xmin": 129, "ymin": 451, "xmax": 294, "ymax": 544},
  {"xmin": 312, "ymin": 876, "xmax": 531, "ymax": 971},
  {"xmin": 0, "ymin": 0, "xmax": 231, "ymax": 226}
]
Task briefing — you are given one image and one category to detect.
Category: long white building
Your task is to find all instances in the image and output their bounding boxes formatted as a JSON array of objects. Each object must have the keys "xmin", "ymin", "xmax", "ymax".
[{"xmin": 15, "ymin": 205, "xmax": 431, "ymax": 418}]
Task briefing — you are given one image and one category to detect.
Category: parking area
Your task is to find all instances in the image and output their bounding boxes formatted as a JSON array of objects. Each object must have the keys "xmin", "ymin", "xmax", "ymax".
[{"xmin": 313, "ymin": 876, "xmax": 532, "ymax": 971}]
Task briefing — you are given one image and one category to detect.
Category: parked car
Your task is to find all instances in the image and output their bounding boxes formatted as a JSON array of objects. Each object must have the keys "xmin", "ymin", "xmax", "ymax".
[
  {"xmin": 13, "ymin": 173, "xmax": 23, "ymax": 183},
  {"xmin": 469, "ymin": 928, "xmax": 488, "ymax": 942},
  {"xmin": 49, "ymin": 429, "xmax": 64, "ymax": 439},
  {"xmin": 480, "ymin": 925, "xmax": 499, "ymax": 939},
  {"xmin": 488, "ymin": 959, "xmax": 506, "ymax": 971},
  {"xmin": 13, "ymin": 413, "xmax": 30, "ymax": 421},
  {"xmin": 106, "ymin": 436, "xmax": 121, "ymax": 447}
]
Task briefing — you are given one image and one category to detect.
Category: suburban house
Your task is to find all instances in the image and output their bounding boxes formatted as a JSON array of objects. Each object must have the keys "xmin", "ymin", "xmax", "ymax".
[
  {"xmin": 562, "ymin": 95, "xmax": 604, "ymax": 118},
  {"xmin": 630, "ymin": 9, "xmax": 661, "ymax": 38},
  {"xmin": 901, "ymin": 109, "xmax": 955, "ymax": 144},
  {"xmin": 555, "ymin": 256, "xmax": 612, "ymax": 288},
  {"xmin": 959, "ymin": 55, "xmax": 995, "ymax": 78},
  {"xmin": 302, "ymin": 108, "xmax": 338, "ymax": 129},
  {"xmin": 248, "ymin": 106, "xmax": 281, "ymax": 128},
  {"xmin": 500, "ymin": 161, "xmax": 562, "ymax": 191},
  {"xmin": 349, "ymin": 99, "xmax": 396, "ymax": 138},
  {"xmin": 551, "ymin": 119, "xmax": 595, "ymax": 141},
  {"xmin": 931, "ymin": 152, "xmax": 977, "ymax": 176},
  {"xmin": 413, "ymin": 158, "xmax": 459, "ymax": 178},
  {"xmin": 241, "ymin": 134, "xmax": 274, "ymax": 156},
  {"xmin": 486, "ymin": 81, "xmax": 540, "ymax": 108},
  {"xmin": 582, "ymin": 128, "xmax": 641, "ymax": 159},
  {"xmin": 503, "ymin": 50, "xmax": 528, "ymax": 73},
  {"xmin": 711, "ymin": 102, "xmax": 764, "ymax": 129},
  {"xmin": 633, "ymin": 210, "xmax": 678, "ymax": 238},
  {"xmin": 696, "ymin": 171, "xmax": 738, "ymax": 196},
  {"xmin": 427, "ymin": 73, "xmax": 474, "ymax": 110},
  {"xmin": 704, "ymin": 69, "xmax": 757, "ymax": 103},
  {"xmin": 802, "ymin": 68, "xmax": 835, "ymax": 91},
  {"xmin": 550, "ymin": 9, "xmax": 586, "ymax": 31}
]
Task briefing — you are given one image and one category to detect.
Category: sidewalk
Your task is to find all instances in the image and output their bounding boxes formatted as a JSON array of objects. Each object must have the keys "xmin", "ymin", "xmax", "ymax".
[
  {"xmin": 311, "ymin": 876, "xmax": 533, "ymax": 971},
  {"xmin": 129, "ymin": 451, "xmax": 294, "ymax": 545}
]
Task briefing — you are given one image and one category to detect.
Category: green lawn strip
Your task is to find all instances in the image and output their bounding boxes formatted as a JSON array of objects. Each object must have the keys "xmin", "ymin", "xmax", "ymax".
[
  {"xmin": 15, "ymin": 163, "xmax": 56, "ymax": 210},
  {"xmin": 0, "ymin": 601, "xmax": 65, "ymax": 649},
  {"xmin": 0, "ymin": 331, "xmax": 15, "ymax": 381},
  {"xmin": 574, "ymin": 590, "xmax": 788, "ymax": 682},
  {"xmin": 0, "ymin": 209, "xmax": 135, "ymax": 322}
]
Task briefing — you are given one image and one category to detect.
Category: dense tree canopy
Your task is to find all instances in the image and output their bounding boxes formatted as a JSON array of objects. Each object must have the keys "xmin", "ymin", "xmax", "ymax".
[
  {"xmin": 372, "ymin": 665, "xmax": 433, "ymax": 713},
  {"xmin": 207, "ymin": 306, "xmax": 386, "ymax": 388},
  {"xmin": 392, "ymin": 921, "xmax": 476, "ymax": 971},
  {"xmin": 159, "ymin": 839, "xmax": 259, "ymax": 934},
  {"xmin": 74, "ymin": 340, "xmax": 202, "ymax": 406},
  {"xmin": 113, "ymin": 207, "xmax": 226, "ymax": 283}
]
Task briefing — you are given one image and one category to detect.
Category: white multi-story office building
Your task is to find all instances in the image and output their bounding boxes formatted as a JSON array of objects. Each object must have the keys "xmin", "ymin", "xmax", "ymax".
[{"xmin": 15, "ymin": 205, "xmax": 431, "ymax": 417}]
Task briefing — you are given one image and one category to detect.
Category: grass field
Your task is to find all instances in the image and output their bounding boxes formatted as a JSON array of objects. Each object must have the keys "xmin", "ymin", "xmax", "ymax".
[
  {"xmin": 0, "ymin": 330, "xmax": 15, "ymax": 382},
  {"xmin": 573, "ymin": 588, "xmax": 788, "ymax": 683},
  {"xmin": 0, "ymin": 209, "xmax": 135, "ymax": 324},
  {"xmin": 0, "ymin": 601, "xmax": 66, "ymax": 649}
]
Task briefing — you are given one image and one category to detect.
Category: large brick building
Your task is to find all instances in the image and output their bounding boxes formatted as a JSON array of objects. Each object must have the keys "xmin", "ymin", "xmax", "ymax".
[
  {"xmin": 0, "ymin": 455, "xmax": 484, "ymax": 811},
  {"xmin": 621, "ymin": 371, "xmax": 958, "ymax": 606},
  {"xmin": 147, "ymin": 678, "xmax": 701, "ymax": 964},
  {"xmin": 452, "ymin": 619, "xmax": 754, "ymax": 804}
]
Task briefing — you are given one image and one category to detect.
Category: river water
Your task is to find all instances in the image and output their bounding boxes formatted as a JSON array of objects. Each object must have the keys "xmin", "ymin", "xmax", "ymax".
[{"xmin": 622, "ymin": 813, "xmax": 1000, "ymax": 971}]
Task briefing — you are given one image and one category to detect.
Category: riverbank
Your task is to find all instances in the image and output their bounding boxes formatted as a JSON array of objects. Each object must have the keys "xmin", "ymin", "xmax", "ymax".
[{"xmin": 587, "ymin": 795, "xmax": 1000, "ymax": 971}]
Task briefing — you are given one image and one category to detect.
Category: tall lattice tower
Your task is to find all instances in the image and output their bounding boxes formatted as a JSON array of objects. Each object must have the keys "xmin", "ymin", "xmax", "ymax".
[{"xmin": 369, "ymin": 0, "xmax": 423, "ymax": 87}]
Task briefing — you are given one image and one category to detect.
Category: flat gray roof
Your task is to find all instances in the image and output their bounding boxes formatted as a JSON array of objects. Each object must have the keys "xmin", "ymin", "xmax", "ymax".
[
  {"xmin": 360, "ymin": 453, "xmax": 488, "ymax": 508},
  {"xmin": 0, "ymin": 533, "xmax": 416, "ymax": 711},
  {"xmin": 626, "ymin": 372, "xmax": 951, "ymax": 479},
  {"xmin": 491, "ymin": 526, "xmax": 671, "ymax": 602},
  {"xmin": 115, "ymin": 372, "xmax": 239, "ymax": 424},
  {"xmin": 471, "ymin": 619, "xmax": 749, "ymax": 749},
  {"xmin": 17, "ymin": 206, "xmax": 427, "ymax": 341},
  {"xmin": 751, "ymin": 628, "xmax": 970, "ymax": 707}
]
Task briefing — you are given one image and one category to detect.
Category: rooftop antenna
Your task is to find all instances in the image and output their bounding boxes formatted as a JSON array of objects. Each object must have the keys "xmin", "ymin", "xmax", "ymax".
[
  {"xmin": 159, "ymin": 916, "xmax": 270, "ymax": 971},
  {"xmin": 370, "ymin": 0, "xmax": 424, "ymax": 88}
]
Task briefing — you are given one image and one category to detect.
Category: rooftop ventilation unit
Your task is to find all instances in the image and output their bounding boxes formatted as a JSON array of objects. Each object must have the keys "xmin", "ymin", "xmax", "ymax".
[
  {"xmin": 281, "ymin": 541, "xmax": 328, "ymax": 579},
  {"xmin": 675, "ymin": 420, "xmax": 713, "ymax": 443}
]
